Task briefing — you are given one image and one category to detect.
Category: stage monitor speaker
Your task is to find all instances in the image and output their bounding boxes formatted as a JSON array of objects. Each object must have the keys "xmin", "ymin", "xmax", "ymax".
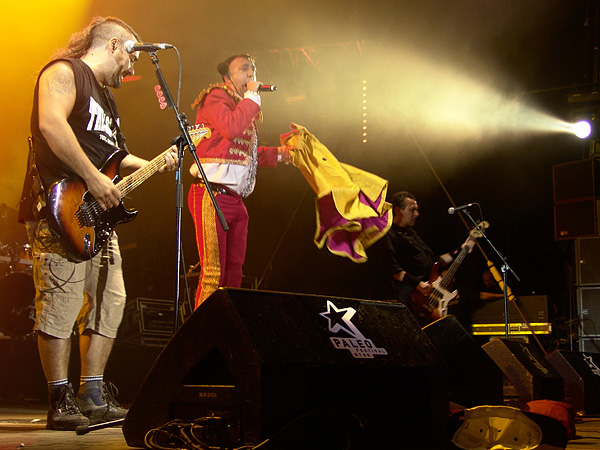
[
  {"xmin": 422, "ymin": 315, "xmax": 503, "ymax": 407},
  {"xmin": 483, "ymin": 338, "xmax": 564, "ymax": 407},
  {"xmin": 577, "ymin": 287, "xmax": 600, "ymax": 336},
  {"xmin": 553, "ymin": 158, "xmax": 600, "ymax": 240},
  {"xmin": 546, "ymin": 350, "xmax": 600, "ymax": 415},
  {"xmin": 122, "ymin": 288, "xmax": 449, "ymax": 449}
]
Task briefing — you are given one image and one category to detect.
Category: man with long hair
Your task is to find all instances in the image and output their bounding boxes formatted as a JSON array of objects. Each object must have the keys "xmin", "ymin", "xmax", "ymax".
[{"xmin": 18, "ymin": 17, "xmax": 177, "ymax": 430}]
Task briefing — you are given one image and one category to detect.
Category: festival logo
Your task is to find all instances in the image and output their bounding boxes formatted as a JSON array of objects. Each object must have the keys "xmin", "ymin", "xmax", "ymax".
[
  {"xmin": 522, "ymin": 346, "xmax": 550, "ymax": 375},
  {"xmin": 583, "ymin": 354, "xmax": 600, "ymax": 377},
  {"xmin": 319, "ymin": 300, "xmax": 388, "ymax": 359}
]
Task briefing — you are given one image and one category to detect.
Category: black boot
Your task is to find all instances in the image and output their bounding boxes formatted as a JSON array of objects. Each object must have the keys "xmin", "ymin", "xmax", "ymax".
[{"xmin": 47, "ymin": 383, "xmax": 90, "ymax": 430}]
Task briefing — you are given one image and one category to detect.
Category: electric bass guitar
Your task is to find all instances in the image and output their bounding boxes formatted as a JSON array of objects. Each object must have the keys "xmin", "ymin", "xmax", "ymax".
[
  {"xmin": 409, "ymin": 223, "xmax": 486, "ymax": 321},
  {"xmin": 47, "ymin": 125, "xmax": 211, "ymax": 262}
]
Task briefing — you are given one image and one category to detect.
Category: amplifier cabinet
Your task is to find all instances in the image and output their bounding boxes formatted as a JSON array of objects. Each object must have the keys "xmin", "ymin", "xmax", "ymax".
[
  {"xmin": 119, "ymin": 298, "xmax": 174, "ymax": 346},
  {"xmin": 472, "ymin": 295, "xmax": 548, "ymax": 325}
]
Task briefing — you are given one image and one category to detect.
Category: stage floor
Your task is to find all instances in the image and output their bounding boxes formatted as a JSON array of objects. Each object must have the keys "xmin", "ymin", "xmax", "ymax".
[{"xmin": 1, "ymin": 404, "xmax": 599, "ymax": 450}]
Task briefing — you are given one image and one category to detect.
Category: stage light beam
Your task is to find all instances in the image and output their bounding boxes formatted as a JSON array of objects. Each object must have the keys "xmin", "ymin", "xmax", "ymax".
[{"xmin": 365, "ymin": 44, "xmax": 596, "ymax": 149}]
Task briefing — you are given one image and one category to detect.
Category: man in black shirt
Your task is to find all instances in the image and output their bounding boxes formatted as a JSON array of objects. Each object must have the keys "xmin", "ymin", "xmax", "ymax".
[
  {"xmin": 19, "ymin": 17, "xmax": 177, "ymax": 431},
  {"xmin": 385, "ymin": 191, "xmax": 474, "ymax": 323}
]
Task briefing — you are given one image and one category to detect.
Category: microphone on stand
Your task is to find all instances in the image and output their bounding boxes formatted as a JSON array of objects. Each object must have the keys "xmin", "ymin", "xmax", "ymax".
[
  {"xmin": 448, "ymin": 203, "xmax": 476, "ymax": 215},
  {"xmin": 124, "ymin": 40, "xmax": 173, "ymax": 53},
  {"xmin": 258, "ymin": 84, "xmax": 277, "ymax": 92}
]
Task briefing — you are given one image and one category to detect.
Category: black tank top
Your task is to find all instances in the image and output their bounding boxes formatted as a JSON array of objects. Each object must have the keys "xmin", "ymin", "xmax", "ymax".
[{"xmin": 30, "ymin": 58, "xmax": 126, "ymax": 190}]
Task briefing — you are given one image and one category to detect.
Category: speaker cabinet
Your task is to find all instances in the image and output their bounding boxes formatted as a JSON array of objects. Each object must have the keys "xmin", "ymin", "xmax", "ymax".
[
  {"xmin": 122, "ymin": 289, "xmax": 449, "ymax": 449},
  {"xmin": 577, "ymin": 287, "xmax": 600, "ymax": 336},
  {"xmin": 580, "ymin": 337, "xmax": 600, "ymax": 352},
  {"xmin": 554, "ymin": 200, "xmax": 600, "ymax": 240},
  {"xmin": 576, "ymin": 237, "xmax": 600, "ymax": 285},
  {"xmin": 553, "ymin": 158, "xmax": 600, "ymax": 240},
  {"xmin": 483, "ymin": 338, "xmax": 564, "ymax": 407},
  {"xmin": 546, "ymin": 350, "xmax": 600, "ymax": 415},
  {"xmin": 422, "ymin": 315, "xmax": 503, "ymax": 407}
]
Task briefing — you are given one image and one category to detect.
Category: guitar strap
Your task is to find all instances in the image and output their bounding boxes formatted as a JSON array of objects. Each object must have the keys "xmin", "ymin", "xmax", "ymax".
[
  {"xmin": 18, "ymin": 136, "xmax": 47, "ymax": 224},
  {"xmin": 101, "ymin": 87, "xmax": 129, "ymax": 152}
]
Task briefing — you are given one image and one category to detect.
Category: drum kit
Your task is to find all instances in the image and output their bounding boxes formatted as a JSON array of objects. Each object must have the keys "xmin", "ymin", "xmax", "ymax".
[{"xmin": 0, "ymin": 204, "xmax": 35, "ymax": 338}]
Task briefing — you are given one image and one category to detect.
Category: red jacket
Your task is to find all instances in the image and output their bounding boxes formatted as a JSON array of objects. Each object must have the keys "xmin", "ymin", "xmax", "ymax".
[{"xmin": 194, "ymin": 85, "xmax": 278, "ymax": 167}]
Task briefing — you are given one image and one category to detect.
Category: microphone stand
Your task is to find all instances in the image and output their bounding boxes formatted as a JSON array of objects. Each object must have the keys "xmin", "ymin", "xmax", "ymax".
[
  {"xmin": 147, "ymin": 50, "xmax": 228, "ymax": 331},
  {"xmin": 460, "ymin": 209, "xmax": 520, "ymax": 339}
]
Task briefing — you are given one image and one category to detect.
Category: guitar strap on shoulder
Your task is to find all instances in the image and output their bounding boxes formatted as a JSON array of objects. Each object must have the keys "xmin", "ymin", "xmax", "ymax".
[
  {"xmin": 18, "ymin": 136, "xmax": 47, "ymax": 224},
  {"xmin": 101, "ymin": 87, "xmax": 129, "ymax": 152}
]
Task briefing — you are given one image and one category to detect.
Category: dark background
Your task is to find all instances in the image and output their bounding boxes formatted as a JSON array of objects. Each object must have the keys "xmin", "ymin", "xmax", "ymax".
[
  {"xmin": 3, "ymin": 0, "xmax": 600, "ymax": 405},
  {"xmin": 5, "ymin": 0, "xmax": 599, "ymax": 329},
  {"xmin": 107, "ymin": 1, "xmax": 595, "ymax": 318}
]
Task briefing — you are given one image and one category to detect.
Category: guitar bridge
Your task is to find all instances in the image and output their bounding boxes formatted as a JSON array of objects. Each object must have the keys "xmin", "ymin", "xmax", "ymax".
[{"xmin": 76, "ymin": 202, "xmax": 100, "ymax": 227}]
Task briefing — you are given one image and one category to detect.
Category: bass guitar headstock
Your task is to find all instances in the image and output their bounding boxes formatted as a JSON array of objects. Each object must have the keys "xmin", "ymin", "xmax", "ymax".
[
  {"xmin": 187, "ymin": 124, "xmax": 211, "ymax": 147},
  {"xmin": 469, "ymin": 220, "xmax": 489, "ymax": 239}
]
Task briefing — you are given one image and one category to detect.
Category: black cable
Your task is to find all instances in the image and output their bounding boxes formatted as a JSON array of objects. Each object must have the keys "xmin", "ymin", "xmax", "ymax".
[{"xmin": 144, "ymin": 410, "xmax": 362, "ymax": 450}]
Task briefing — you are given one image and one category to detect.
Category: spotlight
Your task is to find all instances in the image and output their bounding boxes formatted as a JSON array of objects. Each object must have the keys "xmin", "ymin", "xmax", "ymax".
[{"xmin": 574, "ymin": 120, "xmax": 592, "ymax": 139}]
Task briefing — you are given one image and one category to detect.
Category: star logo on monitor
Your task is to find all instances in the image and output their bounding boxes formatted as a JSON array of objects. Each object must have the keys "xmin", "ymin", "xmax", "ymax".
[
  {"xmin": 583, "ymin": 354, "xmax": 600, "ymax": 376},
  {"xmin": 319, "ymin": 300, "xmax": 387, "ymax": 359},
  {"xmin": 319, "ymin": 300, "xmax": 364, "ymax": 338}
]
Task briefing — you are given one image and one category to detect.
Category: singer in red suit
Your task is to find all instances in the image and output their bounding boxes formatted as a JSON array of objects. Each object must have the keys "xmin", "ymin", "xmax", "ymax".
[{"xmin": 187, "ymin": 54, "xmax": 290, "ymax": 308}]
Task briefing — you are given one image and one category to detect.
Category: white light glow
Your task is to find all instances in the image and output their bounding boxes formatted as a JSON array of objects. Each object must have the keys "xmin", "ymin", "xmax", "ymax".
[{"xmin": 573, "ymin": 120, "xmax": 592, "ymax": 139}]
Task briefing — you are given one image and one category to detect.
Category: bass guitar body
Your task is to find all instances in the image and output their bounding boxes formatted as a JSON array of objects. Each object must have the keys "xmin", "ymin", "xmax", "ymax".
[{"xmin": 409, "ymin": 262, "xmax": 457, "ymax": 321}]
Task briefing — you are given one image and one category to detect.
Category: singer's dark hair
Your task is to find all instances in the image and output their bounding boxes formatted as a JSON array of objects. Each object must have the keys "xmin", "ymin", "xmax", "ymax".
[
  {"xmin": 50, "ymin": 16, "xmax": 141, "ymax": 61},
  {"xmin": 217, "ymin": 54, "xmax": 256, "ymax": 80},
  {"xmin": 391, "ymin": 191, "xmax": 416, "ymax": 213}
]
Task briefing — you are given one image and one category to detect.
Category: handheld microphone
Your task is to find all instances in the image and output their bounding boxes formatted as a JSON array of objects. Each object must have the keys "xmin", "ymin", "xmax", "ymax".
[
  {"xmin": 258, "ymin": 84, "xmax": 277, "ymax": 92},
  {"xmin": 448, "ymin": 203, "xmax": 476, "ymax": 214},
  {"xmin": 124, "ymin": 40, "xmax": 173, "ymax": 53}
]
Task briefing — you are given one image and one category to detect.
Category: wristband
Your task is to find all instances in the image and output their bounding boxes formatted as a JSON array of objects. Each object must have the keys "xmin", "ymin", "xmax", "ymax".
[
  {"xmin": 402, "ymin": 272, "xmax": 420, "ymax": 288},
  {"xmin": 244, "ymin": 90, "xmax": 261, "ymax": 106}
]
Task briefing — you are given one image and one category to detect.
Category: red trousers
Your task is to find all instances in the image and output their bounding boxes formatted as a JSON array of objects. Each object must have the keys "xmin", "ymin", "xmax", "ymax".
[{"xmin": 188, "ymin": 183, "xmax": 248, "ymax": 308}]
